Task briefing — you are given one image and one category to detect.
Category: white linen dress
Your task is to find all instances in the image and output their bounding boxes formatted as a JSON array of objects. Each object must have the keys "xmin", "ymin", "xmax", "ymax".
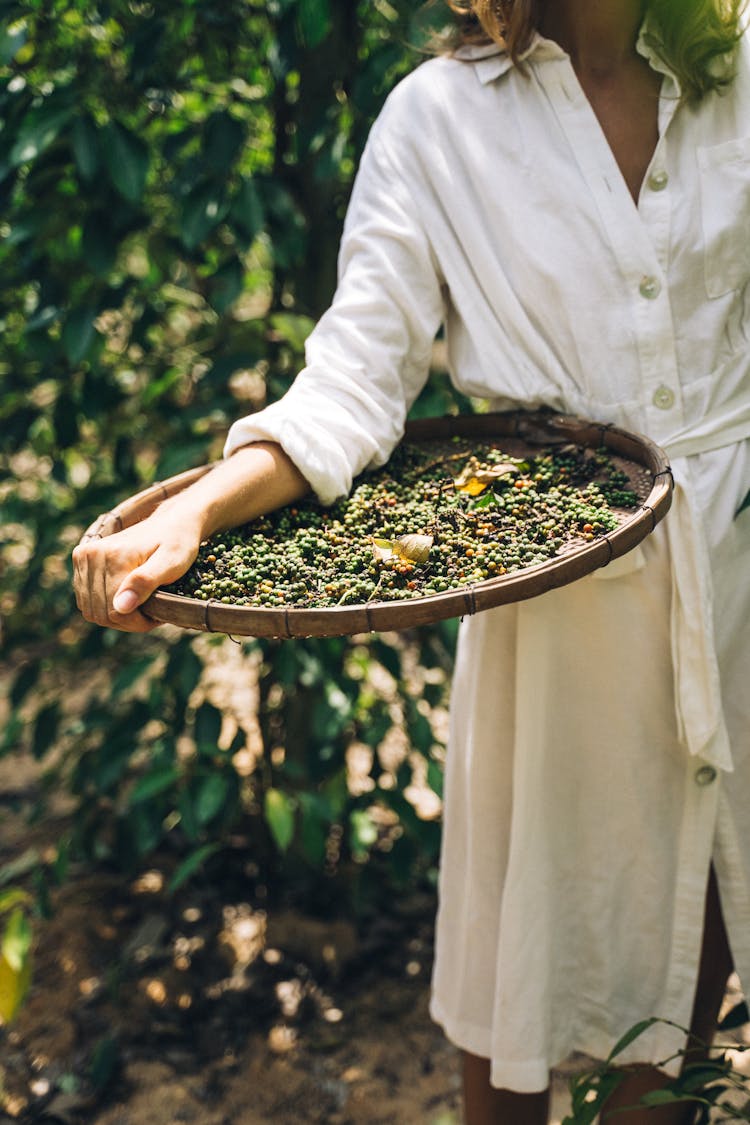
[{"xmin": 225, "ymin": 22, "xmax": 750, "ymax": 1092}]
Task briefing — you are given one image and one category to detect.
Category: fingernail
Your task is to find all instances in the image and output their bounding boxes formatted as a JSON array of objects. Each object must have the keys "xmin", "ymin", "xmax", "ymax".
[{"xmin": 113, "ymin": 589, "xmax": 139, "ymax": 614}]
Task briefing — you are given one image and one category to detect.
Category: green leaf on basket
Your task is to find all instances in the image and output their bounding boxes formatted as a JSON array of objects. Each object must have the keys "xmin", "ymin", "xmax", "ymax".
[{"xmin": 264, "ymin": 788, "xmax": 296, "ymax": 852}]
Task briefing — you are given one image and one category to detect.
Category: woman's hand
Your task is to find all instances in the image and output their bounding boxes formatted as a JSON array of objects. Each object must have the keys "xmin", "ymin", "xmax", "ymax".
[
  {"xmin": 72, "ymin": 509, "xmax": 203, "ymax": 633},
  {"xmin": 72, "ymin": 441, "xmax": 311, "ymax": 633}
]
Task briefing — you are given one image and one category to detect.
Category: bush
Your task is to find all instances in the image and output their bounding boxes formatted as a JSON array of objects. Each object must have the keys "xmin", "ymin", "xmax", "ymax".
[{"xmin": 1, "ymin": 0, "xmax": 464, "ymax": 916}]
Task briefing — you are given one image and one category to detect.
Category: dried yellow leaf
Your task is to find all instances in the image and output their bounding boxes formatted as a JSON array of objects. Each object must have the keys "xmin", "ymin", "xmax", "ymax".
[
  {"xmin": 371, "ymin": 534, "xmax": 433, "ymax": 565},
  {"xmin": 453, "ymin": 460, "xmax": 518, "ymax": 494}
]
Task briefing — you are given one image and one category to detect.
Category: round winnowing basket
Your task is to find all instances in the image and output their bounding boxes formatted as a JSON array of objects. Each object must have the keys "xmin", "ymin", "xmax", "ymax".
[{"xmin": 82, "ymin": 411, "xmax": 673, "ymax": 638}]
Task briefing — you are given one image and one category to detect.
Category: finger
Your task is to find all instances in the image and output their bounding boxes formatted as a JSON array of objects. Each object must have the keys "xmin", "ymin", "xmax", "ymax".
[
  {"xmin": 72, "ymin": 546, "xmax": 86, "ymax": 615},
  {"xmin": 113, "ymin": 544, "xmax": 194, "ymax": 614},
  {"xmin": 105, "ymin": 568, "xmax": 158, "ymax": 633}
]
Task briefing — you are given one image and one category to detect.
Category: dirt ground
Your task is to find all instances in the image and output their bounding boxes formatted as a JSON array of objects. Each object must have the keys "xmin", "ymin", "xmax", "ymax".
[
  {"xmin": 3, "ymin": 755, "xmax": 750, "ymax": 1125},
  {"xmin": 0, "ymin": 744, "xmax": 594, "ymax": 1125}
]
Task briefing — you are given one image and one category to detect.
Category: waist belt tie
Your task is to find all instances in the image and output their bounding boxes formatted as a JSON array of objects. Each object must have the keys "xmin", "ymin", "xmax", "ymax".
[{"xmin": 660, "ymin": 394, "xmax": 750, "ymax": 773}]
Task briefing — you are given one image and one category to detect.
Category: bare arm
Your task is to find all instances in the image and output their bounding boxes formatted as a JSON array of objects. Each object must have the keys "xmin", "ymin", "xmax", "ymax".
[{"xmin": 72, "ymin": 442, "xmax": 310, "ymax": 633}]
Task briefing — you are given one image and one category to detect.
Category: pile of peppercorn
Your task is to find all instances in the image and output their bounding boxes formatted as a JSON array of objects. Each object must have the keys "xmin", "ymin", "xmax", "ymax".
[{"xmin": 166, "ymin": 437, "xmax": 640, "ymax": 609}]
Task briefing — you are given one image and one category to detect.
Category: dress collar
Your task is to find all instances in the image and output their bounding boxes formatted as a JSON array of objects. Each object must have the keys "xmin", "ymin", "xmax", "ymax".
[
  {"xmin": 453, "ymin": 33, "xmax": 565, "ymax": 84},
  {"xmin": 453, "ymin": 17, "xmax": 700, "ymax": 95}
]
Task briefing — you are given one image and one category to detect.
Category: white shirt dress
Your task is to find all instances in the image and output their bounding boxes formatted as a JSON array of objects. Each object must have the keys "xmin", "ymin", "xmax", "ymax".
[{"xmin": 225, "ymin": 23, "xmax": 750, "ymax": 1092}]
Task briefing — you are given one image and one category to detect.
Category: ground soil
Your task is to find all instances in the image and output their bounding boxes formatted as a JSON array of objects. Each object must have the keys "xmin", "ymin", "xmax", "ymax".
[{"xmin": 2, "ymin": 753, "xmax": 750, "ymax": 1125}]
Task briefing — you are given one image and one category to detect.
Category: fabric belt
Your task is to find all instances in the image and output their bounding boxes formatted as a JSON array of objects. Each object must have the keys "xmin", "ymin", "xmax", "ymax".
[{"xmin": 661, "ymin": 394, "xmax": 750, "ymax": 773}]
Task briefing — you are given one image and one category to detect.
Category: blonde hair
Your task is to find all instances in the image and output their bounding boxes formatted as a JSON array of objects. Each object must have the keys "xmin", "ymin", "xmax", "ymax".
[{"xmin": 445, "ymin": 0, "xmax": 747, "ymax": 100}]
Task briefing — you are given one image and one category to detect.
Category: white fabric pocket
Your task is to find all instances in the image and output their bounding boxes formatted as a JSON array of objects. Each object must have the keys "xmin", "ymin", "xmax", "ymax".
[
  {"xmin": 697, "ymin": 136, "xmax": 750, "ymax": 298},
  {"xmin": 592, "ymin": 544, "xmax": 646, "ymax": 580}
]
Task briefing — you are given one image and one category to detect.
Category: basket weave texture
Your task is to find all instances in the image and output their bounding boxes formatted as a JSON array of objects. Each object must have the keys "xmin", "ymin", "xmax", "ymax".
[{"xmin": 82, "ymin": 411, "xmax": 673, "ymax": 638}]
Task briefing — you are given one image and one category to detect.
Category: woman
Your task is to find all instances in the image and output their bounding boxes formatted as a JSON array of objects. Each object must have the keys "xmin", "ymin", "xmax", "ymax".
[{"xmin": 74, "ymin": 1, "xmax": 750, "ymax": 1121}]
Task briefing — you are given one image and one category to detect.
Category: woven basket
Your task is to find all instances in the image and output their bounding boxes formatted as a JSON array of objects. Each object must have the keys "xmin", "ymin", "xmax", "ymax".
[{"xmin": 82, "ymin": 411, "xmax": 673, "ymax": 638}]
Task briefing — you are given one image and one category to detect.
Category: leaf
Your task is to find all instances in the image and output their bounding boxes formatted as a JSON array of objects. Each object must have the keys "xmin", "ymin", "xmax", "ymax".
[
  {"xmin": 453, "ymin": 460, "xmax": 519, "ymax": 495},
  {"xmin": 207, "ymin": 257, "xmax": 244, "ymax": 314},
  {"xmin": 0, "ymin": 715, "xmax": 24, "ymax": 756},
  {"xmin": 0, "ymin": 890, "xmax": 31, "ymax": 916},
  {"xmin": 180, "ymin": 183, "xmax": 229, "ymax": 250},
  {"xmin": 349, "ymin": 808, "xmax": 378, "ymax": 858},
  {"xmin": 269, "ymin": 312, "xmax": 315, "ymax": 353},
  {"xmin": 606, "ymin": 1017, "xmax": 659, "ymax": 1062},
  {"xmin": 230, "ymin": 177, "xmax": 264, "ymax": 243},
  {"xmin": 396, "ymin": 533, "xmax": 433, "ymax": 563},
  {"xmin": 297, "ymin": 792, "xmax": 328, "ymax": 866},
  {"xmin": 297, "ymin": 0, "xmax": 332, "ymax": 46},
  {"xmin": 0, "ymin": 947, "xmax": 31, "ymax": 1023},
  {"xmin": 100, "ymin": 122, "xmax": 149, "ymax": 203},
  {"xmin": 89, "ymin": 1035, "xmax": 119, "ymax": 1091},
  {"xmin": 62, "ymin": 305, "xmax": 99, "ymax": 366},
  {"xmin": 0, "ymin": 25, "xmax": 27, "ymax": 66},
  {"xmin": 32, "ymin": 702, "xmax": 59, "ymax": 760},
  {"xmin": 264, "ymin": 788, "xmax": 296, "ymax": 852},
  {"xmin": 0, "ymin": 850, "xmax": 40, "ymax": 888},
  {"xmin": 168, "ymin": 843, "xmax": 220, "ymax": 894},
  {"xmin": 10, "ymin": 663, "xmax": 39, "ymax": 708},
  {"xmin": 195, "ymin": 773, "xmax": 229, "ymax": 825},
  {"xmin": 128, "ymin": 767, "xmax": 180, "ymax": 806},
  {"xmin": 203, "ymin": 110, "xmax": 245, "ymax": 171},
  {"xmin": 178, "ymin": 790, "xmax": 200, "ymax": 842},
  {"xmin": 82, "ymin": 213, "xmax": 118, "ymax": 277},
  {"xmin": 640, "ymin": 1089, "xmax": 690, "ymax": 1106},
  {"xmin": 9, "ymin": 100, "xmax": 74, "ymax": 166},
  {"xmin": 111, "ymin": 655, "xmax": 156, "ymax": 696},
  {"xmin": 71, "ymin": 116, "xmax": 100, "ymax": 181},
  {"xmin": 1, "ymin": 907, "xmax": 31, "ymax": 973},
  {"xmin": 194, "ymin": 702, "xmax": 222, "ymax": 754},
  {"xmin": 372, "ymin": 534, "xmax": 433, "ymax": 564}
]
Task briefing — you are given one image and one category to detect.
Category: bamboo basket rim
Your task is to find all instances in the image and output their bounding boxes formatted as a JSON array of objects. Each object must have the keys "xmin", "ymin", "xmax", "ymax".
[{"xmin": 82, "ymin": 410, "xmax": 674, "ymax": 638}]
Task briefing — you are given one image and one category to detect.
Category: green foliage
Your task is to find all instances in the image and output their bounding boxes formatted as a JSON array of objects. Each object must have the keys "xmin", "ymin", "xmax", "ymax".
[
  {"xmin": 563, "ymin": 1019, "xmax": 750, "ymax": 1123},
  {"xmin": 0, "ymin": 889, "xmax": 33, "ymax": 1023},
  {"xmin": 1, "ymin": 0, "xmax": 465, "ymax": 921}
]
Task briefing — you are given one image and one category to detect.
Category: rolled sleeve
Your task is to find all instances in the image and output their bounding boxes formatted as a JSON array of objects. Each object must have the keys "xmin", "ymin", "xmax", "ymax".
[{"xmin": 223, "ymin": 118, "xmax": 445, "ymax": 505}]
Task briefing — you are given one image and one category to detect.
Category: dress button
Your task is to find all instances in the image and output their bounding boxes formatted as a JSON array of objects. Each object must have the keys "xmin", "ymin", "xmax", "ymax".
[
  {"xmin": 648, "ymin": 170, "xmax": 669, "ymax": 191},
  {"xmin": 639, "ymin": 275, "xmax": 661, "ymax": 299},
  {"xmin": 652, "ymin": 384, "xmax": 675, "ymax": 410},
  {"xmin": 695, "ymin": 765, "xmax": 718, "ymax": 786}
]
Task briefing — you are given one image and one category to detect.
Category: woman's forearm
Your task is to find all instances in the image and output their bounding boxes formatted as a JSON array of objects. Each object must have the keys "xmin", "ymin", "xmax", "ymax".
[
  {"xmin": 73, "ymin": 441, "xmax": 312, "ymax": 632},
  {"xmin": 157, "ymin": 441, "xmax": 312, "ymax": 539}
]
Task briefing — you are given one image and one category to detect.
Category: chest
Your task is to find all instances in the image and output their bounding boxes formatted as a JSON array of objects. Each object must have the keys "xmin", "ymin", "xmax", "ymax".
[{"xmin": 576, "ymin": 64, "xmax": 662, "ymax": 202}]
